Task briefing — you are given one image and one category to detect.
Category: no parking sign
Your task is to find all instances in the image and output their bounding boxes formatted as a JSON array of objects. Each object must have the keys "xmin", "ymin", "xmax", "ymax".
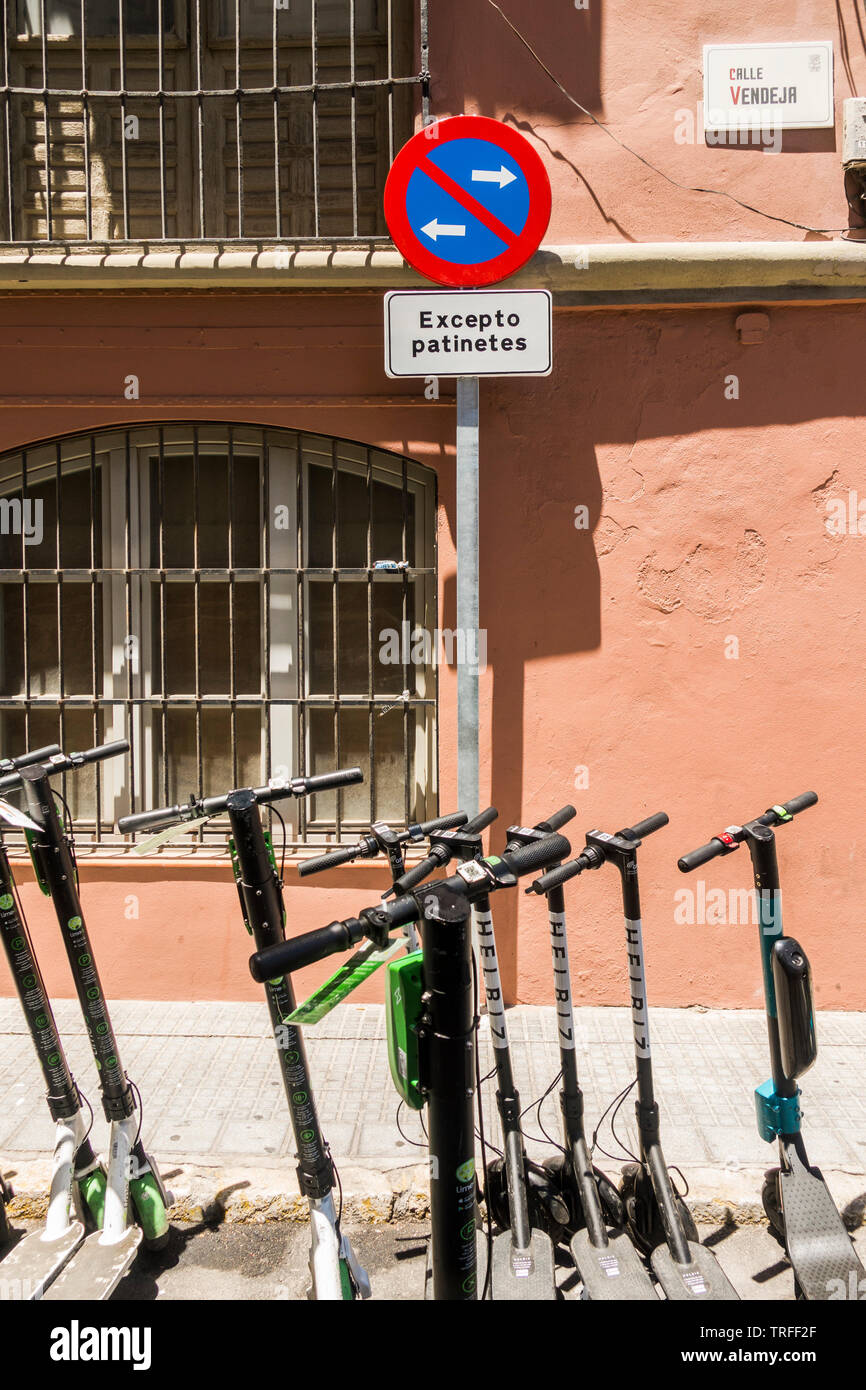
[{"xmin": 384, "ymin": 115, "xmax": 551, "ymax": 289}]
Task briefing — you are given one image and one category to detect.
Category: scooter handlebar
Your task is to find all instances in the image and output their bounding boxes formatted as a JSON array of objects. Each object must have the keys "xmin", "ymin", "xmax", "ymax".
[
  {"xmin": 249, "ymin": 833, "xmax": 567, "ymax": 982},
  {"xmin": 677, "ymin": 839, "xmax": 726, "ymax": 873},
  {"xmin": 0, "ymin": 739, "xmax": 128, "ymax": 793},
  {"xmin": 118, "ymin": 765, "xmax": 364, "ymax": 835},
  {"xmin": 536, "ymin": 804, "xmax": 577, "ymax": 834},
  {"xmin": 416, "ymin": 810, "xmax": 470, "ymax": 836},
  {"xmin": 775, "ymin": 791, "xmax": 818, "ymax": 818},
  {"xmin": 500, "ymin": 833, "xmax": 571, "ymax": 878},
  {"xmin": 297, "ymin": 842, "xmax": 367, "ymax": 875},
  {"xmin": 390, "ymin": 805, "xmax": 498, "ymax": 894},
  {"xmin": 249, "ymin": 918, "xmax": 366, "ymax": 981},
  {"xmin": 0, "ymin": 744, "xmax": 62, "ymax": 775},
  {"xmin": 298, "ymin": 810, "xmax": 469, "ymax": 878},
  {"xmin": 292, "ymin": 767, "xmax": 364, "ymax": 797},
  {"xmin": 526, "ymin": 854, "xmax": 589, "ymax": 894},
  {"xmin": 622, "ymin": 811, "xmax": 669, "ymax": 841},
  {"xmin": 679, "ymin": 792, "xmax": 818, "ymax": 873}
]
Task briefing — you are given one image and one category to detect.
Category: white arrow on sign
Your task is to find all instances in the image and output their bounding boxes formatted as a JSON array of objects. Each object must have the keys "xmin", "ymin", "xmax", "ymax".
[
  {"xmin": 421, "ymin": 218, "xmax": 466, "ymax": 241},
  {"xmin": 471, "ymin": 165, "xmax": 517, "ymax": 188}
]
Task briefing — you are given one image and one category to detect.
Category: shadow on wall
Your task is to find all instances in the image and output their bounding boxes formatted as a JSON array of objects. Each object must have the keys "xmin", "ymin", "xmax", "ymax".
[
  {"xmin": 429, "ymin": 0, "xmax": 602, "ymax": 119},
  {"xmin": 440, "ymin": 369, "xmax": 603, "ymax": 993}
]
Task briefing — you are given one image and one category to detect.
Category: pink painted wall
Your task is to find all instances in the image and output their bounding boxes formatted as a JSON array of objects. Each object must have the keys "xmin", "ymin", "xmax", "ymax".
[
  {"xmin": 0, "ymin": 292, "xmax": 864, "ymax": 1011},
  {"xmin": 430, "ymin": 1, "xmax": 855, "ymax": 243},
  {"xmin": 1, "ymin": 4, "xmax": 865, "ymax": 1007}
]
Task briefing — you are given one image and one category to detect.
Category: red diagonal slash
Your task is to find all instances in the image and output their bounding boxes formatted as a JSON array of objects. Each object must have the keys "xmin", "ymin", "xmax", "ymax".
[{"xmin": 418, "ymin": 154, "xmax": 519, "ymax": 247}]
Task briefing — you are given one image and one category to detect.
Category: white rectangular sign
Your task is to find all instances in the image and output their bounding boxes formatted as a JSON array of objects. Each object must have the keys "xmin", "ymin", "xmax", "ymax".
[
  {"xmin": 703, "ymin": 41, "xmax": 834, "ymax": 131},
  {"xmin": 384, "ymin": 289, "xmax": 552, "ymax": 378}
]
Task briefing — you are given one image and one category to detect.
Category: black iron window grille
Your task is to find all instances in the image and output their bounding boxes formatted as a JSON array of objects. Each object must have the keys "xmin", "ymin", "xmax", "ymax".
[
  {"xmin": 0, "ymin": 422, "xmax": 438, "ymax": 851},
  {"xmin": 1, "ymin": 0, "xmax": 429, "ymax": 242}
]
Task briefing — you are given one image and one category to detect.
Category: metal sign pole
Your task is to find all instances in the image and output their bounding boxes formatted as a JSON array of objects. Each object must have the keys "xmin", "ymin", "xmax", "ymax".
[{"xmin": 456, "ymin": 375, "xmax": 480, "ymax": 820}]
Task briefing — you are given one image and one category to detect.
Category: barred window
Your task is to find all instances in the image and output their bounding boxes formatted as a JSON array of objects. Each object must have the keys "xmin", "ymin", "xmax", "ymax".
[
  {"xmin": 0, "ymin": 423, "xmax": 438, "ymax": 851},
  {"xmin": 1, "ymin": 1, "xmax": 426, "ymax": 241}
]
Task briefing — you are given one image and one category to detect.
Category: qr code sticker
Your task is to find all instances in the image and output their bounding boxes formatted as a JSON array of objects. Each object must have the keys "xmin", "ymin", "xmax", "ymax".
[{"xmin": 808, "ymin": 53, "xmax": 823, "ymax": 73}]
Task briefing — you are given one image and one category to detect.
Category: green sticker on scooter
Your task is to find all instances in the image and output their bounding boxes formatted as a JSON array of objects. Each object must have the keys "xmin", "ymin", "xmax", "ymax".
[
  {"xmin": 285, "ymin": 936, "xmax": 405, "ymax": 1026},
  {"xmin": 0, "ymin": 893, "xmax": 13, "ymax": 909},
  {"xmin": 456, "ymin": 1159, "xmax": 475, "ymax": 1183},
  {"xmin": 67, "ymin": 916, "xmax": 82, "ymax": 931}
]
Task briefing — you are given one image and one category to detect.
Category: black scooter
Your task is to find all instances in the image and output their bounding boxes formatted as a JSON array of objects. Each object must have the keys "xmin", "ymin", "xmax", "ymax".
[
  {"xmin": 525, "ymin": 812, "xmax": 658, "ymax": 1299},
  {"xmin": 679, "ymin": 791, "xmax": 866, "ymax": 1301},
  {"xmin": 532, "ymin": 813, "xmax": 739, "ymax": 1300},
  {"xmin": 249, "ymin": 830, "xmax": 572, "ymax": 1300}
]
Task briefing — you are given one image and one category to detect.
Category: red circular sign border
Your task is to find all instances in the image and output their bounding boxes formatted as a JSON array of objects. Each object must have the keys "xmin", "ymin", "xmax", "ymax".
[{"xmin": 384, "ymin": 115, "xmax": 552, "ymax": 288}]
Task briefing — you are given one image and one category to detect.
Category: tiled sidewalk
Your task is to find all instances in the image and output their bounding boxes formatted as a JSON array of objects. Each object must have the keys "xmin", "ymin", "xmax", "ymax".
[{"xmin": 2, "ymin": 999, "xmax": 864, "ymax": 1190}]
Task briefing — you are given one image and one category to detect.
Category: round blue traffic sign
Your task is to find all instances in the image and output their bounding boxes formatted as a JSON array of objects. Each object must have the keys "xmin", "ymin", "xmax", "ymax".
[{"xmin": 384, "ymin": 116, "xmax": 551, "ymax": 288}]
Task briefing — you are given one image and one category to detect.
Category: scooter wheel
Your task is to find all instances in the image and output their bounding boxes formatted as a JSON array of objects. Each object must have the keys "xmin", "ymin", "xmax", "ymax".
[
  {"xmin": 0, "ymin": 1179, "xmax": 11, "ymax": 1248},
  {"xmin": 483, "ymin": 1158, "xmax": 510, "ymax": 1232},
  {"xmin": 620, "ymin": 1163, "xmax": 655, "ymax": 1255},
  {"xmin": 676, "ymin": 1196, "xmax": 700, "ymax": 1245},
  {"xmin": 130, "ymin": 1172, "xmax": 170, "ymax": 1251},
  {"xmin": 594, "ymin": 1167, "xmax": 626, "ymax": 1228},
  {"xmin": 761, "ymin": 1169, "xmax": 786, "ymax": 1247}
]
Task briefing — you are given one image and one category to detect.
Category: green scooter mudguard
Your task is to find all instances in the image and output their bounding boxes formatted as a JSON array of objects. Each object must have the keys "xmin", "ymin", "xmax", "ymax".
[{"xmin": 385, "ymin": 950, "xmax": 424, "ymax": 1110}]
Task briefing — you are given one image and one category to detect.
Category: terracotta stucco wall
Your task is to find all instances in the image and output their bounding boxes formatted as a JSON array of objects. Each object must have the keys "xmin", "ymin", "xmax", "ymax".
[
  {"xmin": 0, "ymin": 292, "xmax": 864, "ymax": 1010},
  {"xmin": 430, "ymin": 1, "xmax": 855, "ymax": 242}
]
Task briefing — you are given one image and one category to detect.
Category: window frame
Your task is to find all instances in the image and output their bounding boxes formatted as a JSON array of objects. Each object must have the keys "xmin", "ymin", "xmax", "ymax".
[{"xmin": 0, "ymin": 423, "xmax": 439, "ymax": 854}]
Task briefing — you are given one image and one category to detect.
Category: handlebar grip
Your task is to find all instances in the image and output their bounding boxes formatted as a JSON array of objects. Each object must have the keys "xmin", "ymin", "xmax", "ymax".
[
  {"xmin": 249, "ymin": 918, "xmax": 365, "ymax": 982},
  {"xmin": 295, "ymin": 767, "xmax": 364, "ymax": 795},
  {"xmin": 393, "ymin": 852, "xmax": 441, "ymax": 894},
  {"xmin": 536, "ymin": 804, "xmax": 577, "ymax": 834},
  {"xmin": 298, "ymin": 843, "xmax": 365, "ymax": 876},
  {"xmin": 622, "ymin": 811, "xmax": 669, "ymax": 842},
  {"xmin": 0, "ymin": 744, "xmax": 62, "ymax": 774},
  {"xmin": 117, "ymin": 804, "xmax": 188, "ymax": 834},
  {"xmin": 76, "ymin": 739, "xmax": 130, "ymax": 766},
  {"xmin": 527, "ymin": 855, "xmax": 587, "ymax": 894},
  {"xmin": 0, "ymin": 739, "xmax": 129, "ymax": 793},
  {"xmin": 464, "ymin": 805, "xmax": 498, "ymax": 835},
  {"xmin": 503, "ymin": 833, "xmax": 571, "ymax": 878},
  {"xmin": 677, "ymin": 839, "xmax": 726, "ymax": 873},
  {"xmin": 782, "ymin": 791, "xmax": 818, "ymax": 817},
  {"xmin": 417, "ymin": 811, "xmax": 468, "ymax": 835}
]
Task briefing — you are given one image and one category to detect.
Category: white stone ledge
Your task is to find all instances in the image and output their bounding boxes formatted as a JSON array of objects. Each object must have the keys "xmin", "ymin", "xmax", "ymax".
[{"xmin": 1, "ymin": 240, "xmax": 866, "ymax": 299}]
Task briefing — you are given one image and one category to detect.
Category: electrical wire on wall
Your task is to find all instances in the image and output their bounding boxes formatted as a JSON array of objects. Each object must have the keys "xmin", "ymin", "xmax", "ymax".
[{"xmin": 483, "ymin": 0, "xmax": 860, "ymax": 237}]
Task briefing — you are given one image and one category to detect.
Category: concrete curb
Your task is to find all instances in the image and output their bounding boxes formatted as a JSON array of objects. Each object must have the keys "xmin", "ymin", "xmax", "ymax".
[{"xmin": 5, "ymin": 1158, "xmax": 865, "ymax": 1230}]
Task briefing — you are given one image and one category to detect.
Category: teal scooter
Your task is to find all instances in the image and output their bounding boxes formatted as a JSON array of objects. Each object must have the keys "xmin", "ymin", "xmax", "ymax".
[{"xmin": 679, "ymin": 791, "xmax": 866, "ymax": 1301}]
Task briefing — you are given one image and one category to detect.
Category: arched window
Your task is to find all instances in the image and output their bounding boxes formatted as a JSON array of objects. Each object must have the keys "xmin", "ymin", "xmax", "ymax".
[{"xmin": 0, "ymin": 423, "xmax": 438, "ymax": 850}]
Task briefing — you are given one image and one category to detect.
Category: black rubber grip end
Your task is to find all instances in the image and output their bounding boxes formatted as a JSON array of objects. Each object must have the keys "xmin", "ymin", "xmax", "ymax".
[{"xmin": 505, "ymin": 833, "xmax": 571, "ymax": 878}]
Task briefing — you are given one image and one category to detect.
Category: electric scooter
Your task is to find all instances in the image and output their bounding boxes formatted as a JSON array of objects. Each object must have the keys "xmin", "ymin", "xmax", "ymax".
[
  {"xmin": 389, "ymin": 809, "xmax": 570, "ymax": 1298},
  {"xmin": 249, "ymin": 830, "xmax": 572, "ymax": 1300},
  {"xmin": 0, "ymin": 745, "xmax": 110, "ymax": 1300},
  {"xmin": 0, "ymin": 741, "xmax": 170, "ymax": 1300},
  {"xmin": 679, "ymin": 791, "xmax": 866, "ymax": 1301},
  {"xmin": 522, "ymin": 812, "xmax": 658, "ymax": 1299},
  {"xmin": 284, "ymin": 811, "xmax": 469, "ymax": 1025},
  {"xmin": 532, "ymin": 813, "xmax": 739, "ymax": 1300},
  {"xmin": 119, "ymin": 764, "xmax": 372, "ymax": 1301}
]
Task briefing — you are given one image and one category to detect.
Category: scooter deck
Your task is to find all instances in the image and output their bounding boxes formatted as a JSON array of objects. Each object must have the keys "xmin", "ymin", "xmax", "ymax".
[
  {"xmin": 571, "ymin": 1226, "xmax": 658, "ymax": 1300},
  {"xmin": 489, "ymin": 1227, "xmax": 557, "ymax": 1301},
  {"xmin": 650, "ymin": 1240, "xmax": 739, "ymax": 1300},
  {"xmin": 780, "ymin": 1154, "xmax": 866, "ymax": 1300},
  {"xmin": 0, "ymin": 1222, "xmax": 85, "ymax": 1300},
  {"xmin": 41, "ymin": 1226, "xmax": 141, "ymax": 1301}
]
